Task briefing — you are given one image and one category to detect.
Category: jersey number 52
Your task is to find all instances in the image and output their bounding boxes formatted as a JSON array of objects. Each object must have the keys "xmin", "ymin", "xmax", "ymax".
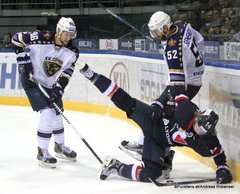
[{"xmin": 166, "ymin": 50, "xmax": 178, "ymax": 60}]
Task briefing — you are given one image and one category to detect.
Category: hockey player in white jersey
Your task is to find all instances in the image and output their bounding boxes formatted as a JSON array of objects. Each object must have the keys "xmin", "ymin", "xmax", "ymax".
[
  {"xmin": 12, "ymin": 17, "xmax": 79, "ymax": 168},
  {"xmin": 120, "ymin": 11, "xmax": 205, "ymax": 178}
]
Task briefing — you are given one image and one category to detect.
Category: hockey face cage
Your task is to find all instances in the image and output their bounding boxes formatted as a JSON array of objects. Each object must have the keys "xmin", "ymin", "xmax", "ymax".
[{"xmin": 195, "ymin": 109, "xmax": 219, "ymax": 135}]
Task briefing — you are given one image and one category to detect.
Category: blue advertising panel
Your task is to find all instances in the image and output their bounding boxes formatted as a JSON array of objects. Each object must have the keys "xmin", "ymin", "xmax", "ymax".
[
  {"xmin": 204, "ymin": 41, "xmax": 220, "ymax": 59},
  {"xmin": 146, "ymin": 39, "xmax": 161, "ymax": 53},
  {"xmin": 118, "ymin": 39, "xmax": 133, "ymax": 51},
  {"xmin": 73, "ymin": 39, "xmax": 97, "ymax": 50},
  {"xmin": 134, "ymin": 39, "xmax": 146, "ymax": 52}
]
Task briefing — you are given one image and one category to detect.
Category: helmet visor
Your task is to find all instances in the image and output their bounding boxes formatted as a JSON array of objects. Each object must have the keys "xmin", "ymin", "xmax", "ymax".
[
  {"xmin": 149, "ymin": 30, "xmax": 158, "ymax": 38},
  {"xmin": 193, "ymin": 121, "xmax": 208, "ymax": 135},
  {"xmin": 149, "ymin": 28, "xmax": 167, "ymax": 40},
  {"xmin": 194, "ymin": 109, "xmax": 219, "ymax": 136},
  {"xmin": 61, "ymin": 31, "xmax": 75, "ymax": 39}
]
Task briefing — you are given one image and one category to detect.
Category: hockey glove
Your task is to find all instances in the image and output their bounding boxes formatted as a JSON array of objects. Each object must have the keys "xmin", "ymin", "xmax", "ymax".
[
  {"xmin": 148, "ymin": 100, "xmax": 165, "ymax": 120},
  {"xmin": 48, "ymin": 86, "xmax": 63, "ymax": 104},
  {"xmin": 216, "ymin": 164, "xmax": 233, "ymax": 184},
  {"xmin": 17, "ymin": 55, "xmax": 33, "ymax": 78}
]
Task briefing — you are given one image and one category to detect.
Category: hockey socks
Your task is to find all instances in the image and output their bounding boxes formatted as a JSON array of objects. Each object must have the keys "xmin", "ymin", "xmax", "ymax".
[
  {"xmin": 81, "ymin": 66, "xmax": 136, "ymax": 115},
  {"xmin": 121, "ymin": 164, "xmax": 142, "ymax": 181},
  {"xmin": 94, "ymin": 74, "xmax": 118, "ymax": 97}
]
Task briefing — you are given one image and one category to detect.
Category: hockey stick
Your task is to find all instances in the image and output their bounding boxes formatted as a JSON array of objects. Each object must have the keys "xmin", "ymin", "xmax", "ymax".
[
  {"xmin": 29, "ymin": 76, "xmax": 103, "ymax": 164},
  {"xmin": 150, "ymin": 178, "xmax": 219, "ymax": 187},
  {"xmin": 96, "ymin": 0, "xmax": 153, "ymax": 42}
]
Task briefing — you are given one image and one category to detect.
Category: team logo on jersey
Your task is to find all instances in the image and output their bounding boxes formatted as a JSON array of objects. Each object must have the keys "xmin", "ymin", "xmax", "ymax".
[
  {"xmin": 43, "ymin": 57, "xmax": 63, "ymax": 76},
  {"xmin": 168, "ymin": 39, "xmax": 176, "ymax": 47}
]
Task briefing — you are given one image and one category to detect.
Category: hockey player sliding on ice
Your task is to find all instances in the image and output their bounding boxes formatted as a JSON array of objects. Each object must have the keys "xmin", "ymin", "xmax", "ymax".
[
  {"xmin": 120, "ymin": 10, "xmax": 206, "ymax": 178},
  {"xmin": 12, "ymin": 17, "xmax": 79, "ymax": 168},
  {"xmin": 79, "ymin": 64, "xmax": 232, "ymax": 184}
]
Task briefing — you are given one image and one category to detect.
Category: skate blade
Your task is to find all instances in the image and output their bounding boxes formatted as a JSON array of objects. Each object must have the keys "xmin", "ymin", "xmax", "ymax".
[
  {"xmin": 38, "ymin": 161, "xmax": 56, "ymax": 169},
  {"xmin": 55, "ymin": 153, "xmax": 77, "ymax": 162},
  {"xmin": 119, "ymin": 145, "xmax": 142, "ymax": 161}
]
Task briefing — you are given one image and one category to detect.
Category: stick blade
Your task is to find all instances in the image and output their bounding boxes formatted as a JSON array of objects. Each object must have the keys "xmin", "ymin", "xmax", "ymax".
[{"xmin": 150, "ymin": 178, "xmax": 218, "ymax": 187}]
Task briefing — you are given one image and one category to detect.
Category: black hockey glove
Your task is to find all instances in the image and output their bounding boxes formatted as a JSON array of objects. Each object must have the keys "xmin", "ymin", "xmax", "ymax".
[
  {"xmin": 216, "ymin": 164, "xmax": 233, "ymax": 184},
  {"xmin": 148, "ymin": 100, "xmax": 165, "ymax": 120},
  {"xmin": 48, "ymin": 86, "xmax": 63, "ymax": 104},
  {"xmin": 17, "ymin": 55, "xmax": 33, "ymax": 78}
]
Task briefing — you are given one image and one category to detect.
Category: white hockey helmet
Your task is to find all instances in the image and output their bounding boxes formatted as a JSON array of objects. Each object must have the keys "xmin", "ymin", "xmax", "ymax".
[
  {"xmin": 56, "ymin": 17, "xmax": 77, "ymax": 39},
  {"xmin": 148, "ymin": 11, "xmax": 172, "ymax": 38}
]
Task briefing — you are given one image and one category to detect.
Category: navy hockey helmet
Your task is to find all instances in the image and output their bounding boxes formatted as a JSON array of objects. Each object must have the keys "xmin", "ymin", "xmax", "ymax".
[{"xmin": 195, "ymin": 109, "xmax": 219, "ymax": 135}]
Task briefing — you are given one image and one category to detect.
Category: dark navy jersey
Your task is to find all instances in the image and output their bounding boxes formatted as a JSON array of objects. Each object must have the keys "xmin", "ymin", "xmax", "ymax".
[
  {"xmin": 163, "ymin": 99, "xmax": 200, "ymax": 146},
  {"xmin": 174, "ymin": 99, "xmax": 199, "ymax": 131},
  {"xmin": 164, "ymin": 21, "xmax": 205, "ymax": 87}
]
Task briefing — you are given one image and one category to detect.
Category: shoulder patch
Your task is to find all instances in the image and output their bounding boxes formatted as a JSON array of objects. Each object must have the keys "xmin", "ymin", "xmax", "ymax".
[{"xmin": 168, "ymin": 39, "xmax": 177, "ymax": 47}]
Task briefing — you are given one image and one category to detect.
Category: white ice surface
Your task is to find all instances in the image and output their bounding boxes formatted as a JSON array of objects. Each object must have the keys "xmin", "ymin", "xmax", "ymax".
[{"xmin": 0, "ymin": 105, "xmax": 239, "ymax": 194}]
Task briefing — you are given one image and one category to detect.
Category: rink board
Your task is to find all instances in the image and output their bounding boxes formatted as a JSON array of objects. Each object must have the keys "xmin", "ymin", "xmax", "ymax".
[{"xmin": 0, "ymin": 51, "xmax": 240, "ymax": 182}]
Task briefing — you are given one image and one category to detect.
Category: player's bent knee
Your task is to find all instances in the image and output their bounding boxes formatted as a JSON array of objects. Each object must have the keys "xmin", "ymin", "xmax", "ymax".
[
  {"xmin": 139, "ymin": 160, "xmax": 162, "ymax": 182},
  {"xmin": 54, "ymin": 115, "xmax": 64, "ymax": 129},
  {"xmin": 139, "ymin": 166, "xmax": 162, "ymax": 182},
  {"xmin": 38, "ymin": 108, "xmax": 56, "ymax": 129}
]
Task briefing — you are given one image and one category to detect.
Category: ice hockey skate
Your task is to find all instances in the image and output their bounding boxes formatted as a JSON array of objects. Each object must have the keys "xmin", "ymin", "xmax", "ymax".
[
  {"xmin": 98, "ymin": 156, "xmax": 123, "ymax": 180},
  {"xmin": 54, "ymin": 142, "xmax": 77, "ymax": 162},
  {"xmin": 119, "ymin": 140, "xmax": 143, "ymax": 161},
  {"xmin": 79, "ymin": 64, "xmax": 94, "ymax": 79},
  {"xmin": 161, "ymin": 150, "xmax": 175, "ymax": 179},
  {"xmin": 37, "ymin": 147, "xmax": 57, "ymax": 168},
  {"xmin": 119, "ymin": 140, "xmax": 175, "ymax": 179}
]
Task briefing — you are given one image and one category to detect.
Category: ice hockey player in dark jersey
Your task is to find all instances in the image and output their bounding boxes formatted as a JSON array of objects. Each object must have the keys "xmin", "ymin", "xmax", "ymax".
[
  {"xmin": 80, "ymin": 64, "xmax": 232, "ymax": 184},
  {"xmin": 120, "ymin": 11, "xmax": 206, "ymax": 178},
  {"xmin": 12, "ymin": 17, "xmax": 79, "ymax": 168}
]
